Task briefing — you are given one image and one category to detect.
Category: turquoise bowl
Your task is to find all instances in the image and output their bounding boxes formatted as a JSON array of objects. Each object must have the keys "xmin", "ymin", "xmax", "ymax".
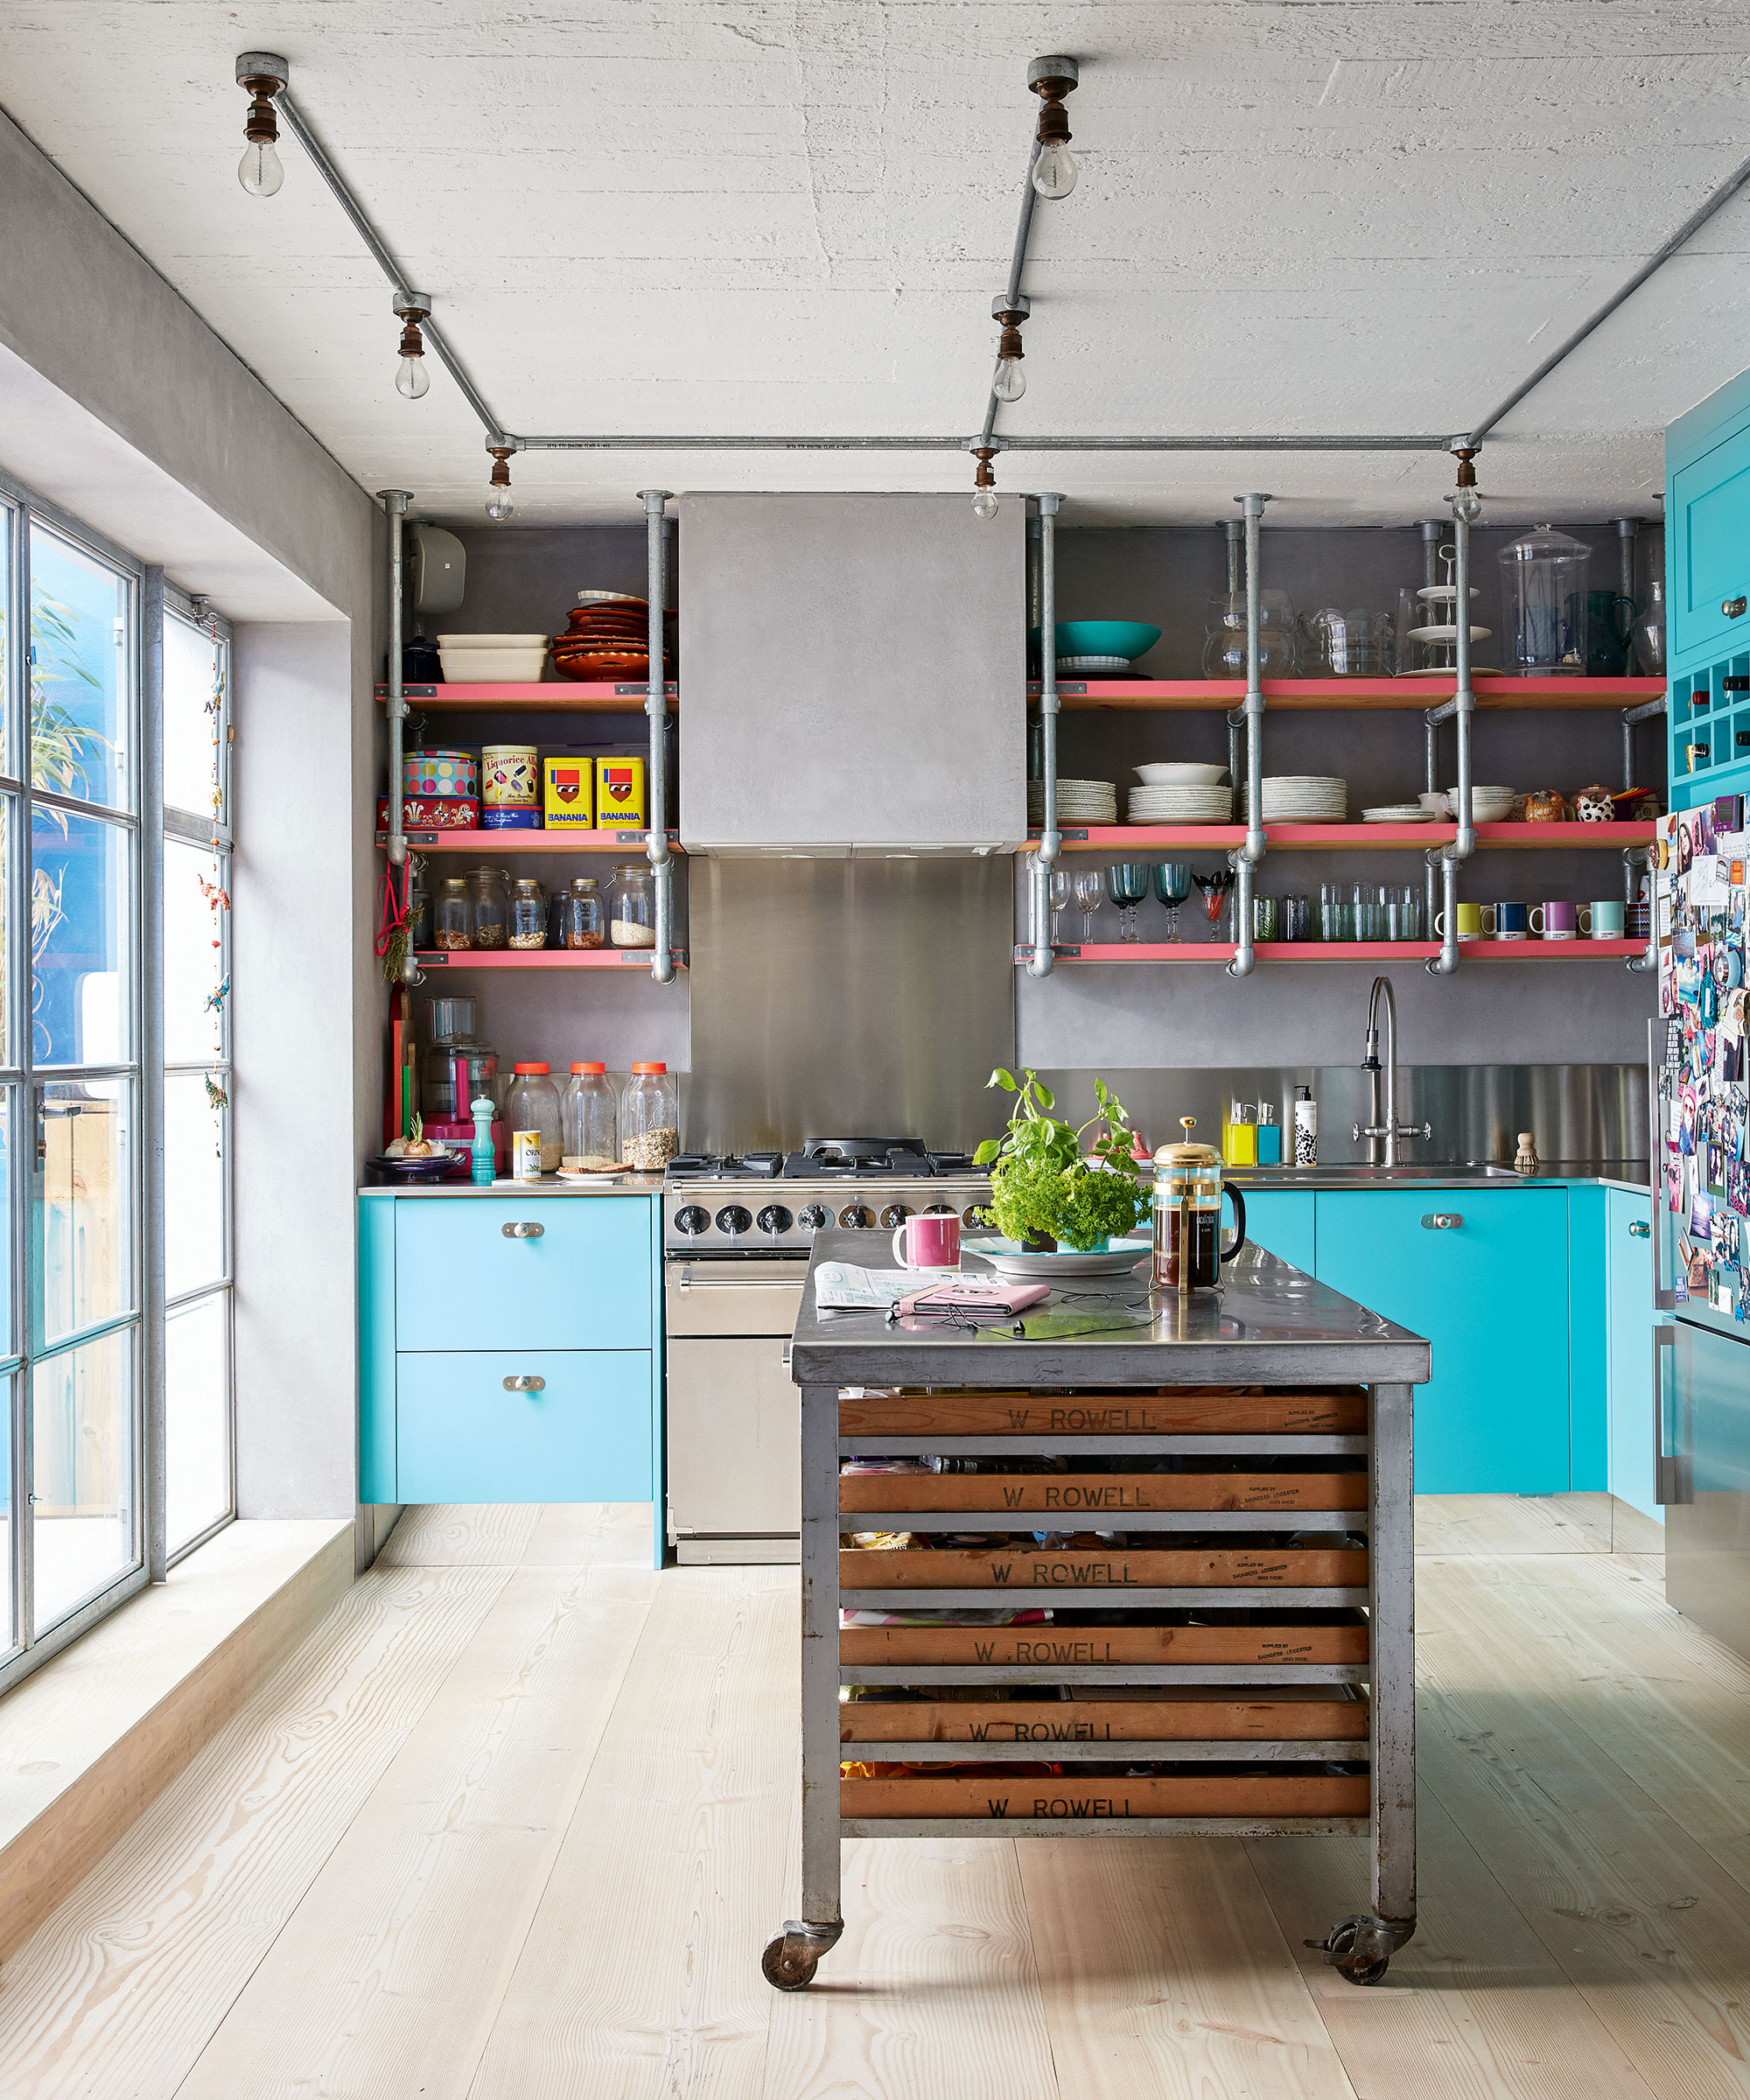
[{"xmin": 1051, "ymin": 620, "xmax": 1162, "ymax": 662}]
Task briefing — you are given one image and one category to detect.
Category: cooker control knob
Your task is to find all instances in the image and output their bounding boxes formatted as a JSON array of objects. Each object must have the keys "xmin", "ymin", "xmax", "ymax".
[
  {"xmin": 962, "ymin": 1204, "xmax": 990, "ymax": 1230},
  {"xmin": 923, "ymin": 1202, "xmax": 956, "ymax": 1216},
  {"xmin": 714, "ymin": 1205, "xmax": 753, "ymax": 1236},
  {"xmin": 797, "ymin": 1203, "xmax": 830, "ymax": 1232},
  {"xmin": 880, "ymin": 1204, "xmax": 912, "ymax": 1228},
  {"xmin": 674, "ymin": 1205, "xmax": 710, "ymax": 1236},
  {"xmin": 756, "ymin": 1204, "xmax": 794, "ymax": 1235},
  {"xmin": 838, "ymin": 1204, "xmax": 874, "ymax": 1229}
]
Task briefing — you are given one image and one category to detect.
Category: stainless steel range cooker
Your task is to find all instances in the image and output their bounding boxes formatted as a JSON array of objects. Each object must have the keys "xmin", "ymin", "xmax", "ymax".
[{"xmin": 663, "ymin": 1138, "xmax": 991, "ymax": 1564}]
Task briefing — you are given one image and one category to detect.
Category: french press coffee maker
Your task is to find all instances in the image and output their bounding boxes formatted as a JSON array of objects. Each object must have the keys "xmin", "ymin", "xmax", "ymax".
[{"xmin": 1153, "ymin": 1117, "xmax": 1249, "ymax": 1292}]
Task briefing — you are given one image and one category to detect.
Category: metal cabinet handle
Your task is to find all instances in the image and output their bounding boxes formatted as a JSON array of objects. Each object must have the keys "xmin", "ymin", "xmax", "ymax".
[
  {"xmin": 501, "ymin": 1222, "xmax": 544, "ymax": 1239},
  {"xmin": 1628, "ymin": 1220, "xmax": 1650, "ymax": 1238},
  {"xmin": 1725, "ymin": 595, "xmax": 1747, "ymax": 618},
  {"xmin": 1420, "ymin": 1213, "xmax": 1463, "ymax": 1229},
  {"xmin": 503, "ymin": 1374, "xmax": 546, "ymax": 1393},
  {"xmin": 1653, "ymin": 1324, "xmax": 1690, "ymax": 1504}
]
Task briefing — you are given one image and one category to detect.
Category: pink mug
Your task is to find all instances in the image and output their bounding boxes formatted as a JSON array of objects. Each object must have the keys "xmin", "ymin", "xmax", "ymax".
[
  {"xmin": 1530, "ymin": 900, "xmax": 1578, "ymax": 940},
  {"xmin": 892, "ymin": 1211, "xmax": 961, "ymax": 1268}
]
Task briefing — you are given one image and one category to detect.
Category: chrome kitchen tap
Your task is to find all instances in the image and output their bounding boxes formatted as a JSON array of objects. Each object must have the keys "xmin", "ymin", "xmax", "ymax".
[{"xmin": 1353, "ymin": 976, "xmax": 1432, "ymax": 1166}]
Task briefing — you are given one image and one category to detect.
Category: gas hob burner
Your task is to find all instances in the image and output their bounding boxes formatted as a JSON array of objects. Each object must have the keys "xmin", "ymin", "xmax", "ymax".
[
  {"xmin": 667, "ymin": 1152, "xmax": 784, "ymax": 1180},
  {"xmin": 780, "ymin": 1137, "xmax": 976, "ymax": 1180}
]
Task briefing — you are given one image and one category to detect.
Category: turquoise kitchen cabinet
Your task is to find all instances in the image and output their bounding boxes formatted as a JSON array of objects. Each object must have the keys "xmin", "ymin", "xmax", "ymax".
[
  {"xmin": 1666, "ymin": 365, "xmax": 1750, "ymax": 800},
  {"xmin": 360, "ymin": 1190, "xmax": 664, "ymax": 1564},
  {"xmin": 396, "ymin": 1349, "xmax": 654, "ymax": 1504},
  {"xmin": 1242, "ymin": 1189, "xmax": 1315, "ymax": 1277},
  {"xmin": 1606, "ymin": 1185, "xmax": 1660, "ymax": 1522},
  {"xmin": 1314, "ymin": 1188, "xmax": 1571, "ymax": 1494},
  {"xmin": 1670, "ymin": 414, "xmax": 1750, "ymax": 673}
]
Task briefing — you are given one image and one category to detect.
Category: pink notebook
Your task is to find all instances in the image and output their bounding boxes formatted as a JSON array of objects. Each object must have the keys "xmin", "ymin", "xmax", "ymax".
[{"xmin": 893, "ymin": 1278, "xmax": 1052, "ymax": 1318}]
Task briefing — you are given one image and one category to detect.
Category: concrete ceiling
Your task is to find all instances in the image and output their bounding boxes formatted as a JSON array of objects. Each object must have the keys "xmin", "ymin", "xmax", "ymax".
[{"xmin": 4, "ymin": 1, "xmax": 1750, "ymax": 529}]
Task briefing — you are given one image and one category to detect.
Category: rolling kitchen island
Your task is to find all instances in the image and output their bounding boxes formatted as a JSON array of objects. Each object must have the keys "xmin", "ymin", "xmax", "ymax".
[{"xmin": 763, "ymin": 1233, "xmax": 1431, "ymax": 1992}]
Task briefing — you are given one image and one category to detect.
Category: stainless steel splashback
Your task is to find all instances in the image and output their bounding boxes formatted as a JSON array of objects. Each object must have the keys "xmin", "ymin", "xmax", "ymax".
[
  {"xmin": 688, "ymin": 858, "xmax": 1016, "ymax": 1155},
  {"xmin": 1032, "ymin": 1065, "xmax": 1649, "ymax": 1168}
]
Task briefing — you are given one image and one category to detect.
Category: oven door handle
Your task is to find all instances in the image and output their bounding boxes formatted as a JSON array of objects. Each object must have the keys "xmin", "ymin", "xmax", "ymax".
[{"xmin": 672, "ymin": 1264, "xmax": 804, "ymax": 1292}]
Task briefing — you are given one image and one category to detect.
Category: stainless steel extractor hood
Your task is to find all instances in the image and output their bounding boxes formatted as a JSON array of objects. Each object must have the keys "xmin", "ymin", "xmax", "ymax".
[{"xmin": 677, "ymin": 494, "xmax": 1026, "ymax": 856}]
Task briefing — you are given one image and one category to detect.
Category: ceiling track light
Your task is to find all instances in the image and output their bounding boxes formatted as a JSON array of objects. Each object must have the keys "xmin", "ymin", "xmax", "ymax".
[
  {"xmin": 1028, "ymin": 55, "xmax": 1080, "ymax": 200},
  {"xmin": 486, "ymin": 444, "xmax": 517, "ymax": 522},
  {"xmin": 1449, "ymin": 444, "xmax": 1482, "ymax": 523},
  {"xmin": 991, "ymin": 291, "xmax": 1030, "ymax": 403},
  {"xmin": 235, "ymin": 52, "xmax": 288, "ymax": 197},
  {"xmin": 394, "ymin": 292, "xmax": 432, "ymax": 399}
]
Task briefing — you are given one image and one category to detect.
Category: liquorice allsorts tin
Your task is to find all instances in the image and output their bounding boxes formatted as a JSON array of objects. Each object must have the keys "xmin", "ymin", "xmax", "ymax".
[{"xmin": 481, "ymin": 744, "xmax": 539, "ymax": 808}]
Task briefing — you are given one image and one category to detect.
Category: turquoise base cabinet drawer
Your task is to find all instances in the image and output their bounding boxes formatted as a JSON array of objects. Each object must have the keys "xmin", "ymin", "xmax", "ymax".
[
  {"xmin": 1314, "ymin": 1188, "xmax": 1570, "ymax": 1494},
  {"xmin": 396, "ymin": 1349, "xmax": 654, "ymax": 1504},
  {"xmin": 395, "ymin": 1195, "xmax": 653, "ymax": 1351}
]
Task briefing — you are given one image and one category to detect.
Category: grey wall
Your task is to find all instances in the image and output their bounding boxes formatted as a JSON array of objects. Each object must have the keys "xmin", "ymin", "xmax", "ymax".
[{"xmin": 1020, "ymin": 522, "xmax": 1663, "ymax": 1071}]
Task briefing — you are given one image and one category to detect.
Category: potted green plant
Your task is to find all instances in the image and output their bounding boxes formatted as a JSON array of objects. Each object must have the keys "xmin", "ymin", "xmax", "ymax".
[{"xmin": 972, "ymin": 1068, "xmax": 1152, "ymax": 1253}]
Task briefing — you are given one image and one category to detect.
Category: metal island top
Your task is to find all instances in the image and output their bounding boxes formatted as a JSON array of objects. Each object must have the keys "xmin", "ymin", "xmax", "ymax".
[
  {"xmin": 766, "ymin": 1230, "xmax": 1431, "ymax": 1997},
  {"xmin": 789, "ymin": 1232, "xmax": 1432, "ymax": 1390}
]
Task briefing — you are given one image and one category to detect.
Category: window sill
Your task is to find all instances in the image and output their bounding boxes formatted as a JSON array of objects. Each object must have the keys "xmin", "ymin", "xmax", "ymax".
[{"xmin": 0, "ymin": 1516, "xmax": 354, "ymax": 1964}]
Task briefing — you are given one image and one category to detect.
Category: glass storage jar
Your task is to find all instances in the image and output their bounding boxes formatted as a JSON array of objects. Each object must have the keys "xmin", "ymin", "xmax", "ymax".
[
  {"xmin": 433, "ymin": 876, "xmax": 472, "ymax": 950},
  {"xmin": 608, "ymin": 862, "xmax": 656, "ymax": 948},
  {"xmin": 1498, "ymin": 525, "xmax": 1591, "ymax": 675},
  {"xmin": 422, "ymin": 995, "xmax": 500, "ymax": 1120},
  {"xmin": 564, "ymin": 876, "xmax": 605, "ymax": 948},
  {"xmin": 620, "ymin": 1061, "xmax": 678, "ymax": 1171},
  {"xmin": 467, "ymin": 865, "xmax": 510, "ymax": 949},
  {"xmin": 562, "ymin": 1060, "xmax": 619, "ymax": 1166},
  {"xmin": 510, "ymin": 877, "xmax": 547, "ymax": 949},
  {"xmin": 503, "ymin": 1061, "xmax": 562, "ymax": 1173}
]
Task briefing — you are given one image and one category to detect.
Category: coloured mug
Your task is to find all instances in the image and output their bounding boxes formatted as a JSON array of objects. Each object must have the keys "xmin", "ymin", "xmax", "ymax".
[
  {"xmin": 892, "ymin": 1211, "xmax": 961, "ymax": 1268},
  {"xmin": 1485, "ymin": 900, "xmax": 1529, "ymax": 940},
  {"xmin": 1530, "ymin": 901, "xmax": 1578, "ymax": 939},
  {"xmin": 1434, "ymin": 902, "xmax": 1484, "ymax": 941},
  {"xmin": 1579, "ymin": 900, "xmax": 1625, "ymax": 938}
]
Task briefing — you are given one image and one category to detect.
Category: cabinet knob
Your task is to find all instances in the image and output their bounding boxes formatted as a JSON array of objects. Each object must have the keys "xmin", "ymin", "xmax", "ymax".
[
  {"xmin": 1629, "ymin": 1220, "xmax": 1650, "ymax": 1238},
  {"xmin": 1420, "ymin": 1213, "xmax": 1463, "ymax": 1230},
  {"xmin": 501, "ymin": 1222, "xmax": 544, "ymax": 1238},
  {"xmin": 1726, "ymin": 595, "xmax": 1747, "ymax": 618},
  {"xmin": 503, "ymin": 1374, "xmax": 546, "ymax": 1393}
]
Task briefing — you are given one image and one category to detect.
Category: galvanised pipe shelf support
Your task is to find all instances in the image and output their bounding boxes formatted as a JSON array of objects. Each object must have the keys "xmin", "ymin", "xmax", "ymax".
[
  {"xmin": 1228, "ymin": 494, "xmax": 1270, "ymax": 978},
  {"xmin": 1026, "ymin": 494, "xmax": 1064, "ymax": 977}
]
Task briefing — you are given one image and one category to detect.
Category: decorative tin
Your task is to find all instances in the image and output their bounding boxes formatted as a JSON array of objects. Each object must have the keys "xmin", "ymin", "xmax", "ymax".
[
  {"xmin": 543, "ymin": 757, "xmax": 594, "ymax": 829},
  {"xmin": 403, "ymin": 748, "xmax": 478, "ymax": 800},
  {"xmin": 481, "ymin": 743, "xmax": 539, "ymax": 808},
  {"xmin": 596, "ymin": 754, "xmax": 646, "ymax": 830},
  {"xmin": 377, "ymin": 794, "xmax": 480, "ymax": 832},
  {"xmin": 480, "ymin": 807, "xmax": 542, "ymax": 830}
]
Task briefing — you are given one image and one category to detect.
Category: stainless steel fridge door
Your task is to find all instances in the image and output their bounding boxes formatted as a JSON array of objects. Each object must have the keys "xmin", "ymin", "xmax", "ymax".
[
  {"xmin": 666, "ymin": 1334, "xmax": 802, "ymax": 1561},
  {"xmin": 1665, "ymin": 1316, "xmax": 1750, "ymax": 1661}
]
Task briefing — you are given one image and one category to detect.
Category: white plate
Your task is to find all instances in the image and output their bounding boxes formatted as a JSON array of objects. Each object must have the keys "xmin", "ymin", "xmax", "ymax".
[
  {"xmin": 1362, "ymin": 808, "xmax": 1435, "ymax": 822},
  {"xmin": 1056, "ymin": 655, "xmax": 1132, "ymax": 674},
  {"xmin": 1134, "ymin": 764, "xmax": 1229, "ymax": 787},
  {"xmin": 965, "ymin": 1236, "xmax": 1152, "ymax": 1278}
]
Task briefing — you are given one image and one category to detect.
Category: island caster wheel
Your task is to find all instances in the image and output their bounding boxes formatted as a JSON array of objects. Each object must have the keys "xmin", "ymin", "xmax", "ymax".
[
  {"xmin": 761, "ymin": 1918, "xmax": 842, "ymax": 1992},
  {"xmin": 1308, "ymin": 1913, "xmax": 1410, "ymax": 1988}
]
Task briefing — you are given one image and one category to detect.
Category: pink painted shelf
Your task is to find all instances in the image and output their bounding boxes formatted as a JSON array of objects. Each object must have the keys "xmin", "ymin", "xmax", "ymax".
[
  {"xmin": 1012, "ymin": 939, "xmax": 1649, "ymax": 966},
  {"xmin": 1023, "ymin": 822, "xmax": 1656, "ymax": 853},
  {"xmin": 1030, "ymin": 676, "xmax": 1666, "ymax": 712},
  {"xmin": 413, "ymin": 948, "xmax": 687, "ymax": 970},
  {"xmin": 377, "ymin": 682, "xmax": 674, "ymax": 711},
  {"xmin": 379, "ymin": 830, "xmax": 681, "ymax": 853}
]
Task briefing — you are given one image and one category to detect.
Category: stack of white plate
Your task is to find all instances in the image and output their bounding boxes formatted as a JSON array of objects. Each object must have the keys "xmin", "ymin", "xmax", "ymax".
[
  {"xmin": 1029, "ymin": 777, "xmax": 1116, "ymax": 824},
  {"xmin": 1134, "ymin": 762, "xmax": 1228, "ymax": 787},
  {"xmin": 1126, "ymin": 782, "xmax": 1235, "ymax": 823},
  {"xmin": 1057, "ymin": 654, "xmax": 1132, "ymax": 676},
  {"xmin": 1361, "ymin": 803, "xmax": 1435, "ymax": 823},
  {"xmin": 1238, "ymin": 774, "xmax": 1348, "ymax": 823}
]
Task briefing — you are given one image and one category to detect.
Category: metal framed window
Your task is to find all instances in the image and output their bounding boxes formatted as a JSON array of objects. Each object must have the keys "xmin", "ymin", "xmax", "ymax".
[{"xmin": 0, "ymin": 465, "xmax": 228, "ymax": 1696}]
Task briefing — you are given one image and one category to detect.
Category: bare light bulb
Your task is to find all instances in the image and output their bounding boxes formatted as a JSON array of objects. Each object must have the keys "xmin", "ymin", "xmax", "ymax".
[
  {"xmin": 1032, "ymin": 141, "xmax": 1078, "ymax": 199},
  {"xmin": 396, "ymin": 355, "xmax": 430, "ymax": 400},
  {"xmin": 971, "ymin": 488, "xmax": 999, "ymax": 521},
  {"xmin": 992, "ymin": 356, "xmax": 1026, "ymax": 403},
  {"xmin": 1451, "ymin": 486, "xmax": 1482, "ymax": 524},
  {"xmin": 486, "ymin": 494, "xmax": 514, "ymax": 522},
  {"xmin": 238, "ymin": 139, "xmax": 284, "ymax": 197}
]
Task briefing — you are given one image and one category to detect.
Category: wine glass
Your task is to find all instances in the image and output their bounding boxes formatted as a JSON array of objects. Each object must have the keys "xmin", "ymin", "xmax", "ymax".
[
  {"xmin": 1194, "ymin": 866, "xmax": 1236, "ymax": 941},
  {"xmin": 1105, "ymin": 863, "xmax": 1150, "ymax": 943},
  {"xmin": 1152, "ymin": 862, "xmax": 1191, "ymax": 942},
  {"xmin": 1073, "ymin": 868, "xmax": 1104, "ymax": 945},
  {"xmin": 1048, "ymin": 868, "xmax": 1070, "ymax": 947}
]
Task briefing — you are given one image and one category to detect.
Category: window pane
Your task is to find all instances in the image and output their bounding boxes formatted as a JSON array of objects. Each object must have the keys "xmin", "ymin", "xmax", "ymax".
[
  {"xmin": 164, "ymin": 617, "xmax": 224, "ymax": 825},
  {"xmin": 165, "ymin": 1072, "xmax": 226, "ymax": 1298},
  {"xmin": 32, "ymin": 1326, "xmax": 136, "ymax": 1634},
  {"xmin": 41, "ymin": 1077, "xmax": 133, "ymax": 1347},
  {"xmin": 0, "ymin": 1371, "xmax": 12, "ymax": 1657},
  {"xmin": 29, "ymin": 523, "xmax": 130, "ymax": 813},
  {"xmin": 0, "ymin": 1089, "xmax": 15, "ymax": 1362},
  {"xmin": 164, "ymin": 839, "xmax": 226, "ymax": 1066},
  {"xmin": 166, "ymin": 1291, "xmax": 229, "ymax": 1553},
  {"xmin": 0, "ymin": 503, "xmax": 12, "ymax": 777},
  {"xmin": 32, "ymin": 804, "xmax": 131, "ymax": 1068}
]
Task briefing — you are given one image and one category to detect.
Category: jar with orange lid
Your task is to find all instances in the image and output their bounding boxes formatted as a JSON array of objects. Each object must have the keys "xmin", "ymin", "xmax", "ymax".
[
  {"xmin": 503, "ymin": 1061, "xmax": 562, "ymax": 1175},
  {"xmin": 620, "ymin": 1062, "xmax": 678, "ymax": 1171},
  {"xmin": 561, "ymin": 1061, "xmax": 619, "ymax": 1168}
]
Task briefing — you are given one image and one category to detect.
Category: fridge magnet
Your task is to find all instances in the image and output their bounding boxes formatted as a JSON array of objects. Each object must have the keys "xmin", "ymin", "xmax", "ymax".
[
  {"xmin": 1728, "ymin": 1157, "xmax": 1750, "ymax": 1218},
  {"xmin": 1666, "ymin": 1154, "xmax": 1684, "ymax": 1216},
  {"xmin": 1691, "ymin": 1188, "xmax": 1714, "ymax": 1243},
  {"xmin": 1677, "ymin": 1085, "xmax": 1698, "ymax": 1155}
]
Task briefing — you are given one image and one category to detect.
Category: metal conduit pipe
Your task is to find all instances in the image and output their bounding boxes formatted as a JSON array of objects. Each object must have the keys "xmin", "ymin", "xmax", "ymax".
[
  {"xmin": 1228, "ymin": 494, "xmax": 1270, "ymax": 978},
  {"xmin": 641, "ymin": 490, "xmax": 676, "ymax": 984},
  {"xmin": 1427, "ymin": 501, "xmax": 1475, "ymax": 976},
  {"xmin": 1623, "ymin": 692, "xmax": 1667, "ymax": 970},
  {"xmin": 378, "ymin": 491, "xmax": 419, "ymax": 988},
  {"xmin": 1027, "ymin": 494, "xmax": 1064, "ymax": 978},
  {"xmin": 1617, "ymin": 517, "xmax": 1641, "ymax": 605},
  {"xmin": 1420, "ymin": 521, "xmax": 1444, "ymax": 934},
  {"xmin": 981, "ymin": 138, "xmax": 1042, "ymax": 449},
  {"xmin": 510, "ymin": 431, "xmax": 1453, "ymax": 454}
]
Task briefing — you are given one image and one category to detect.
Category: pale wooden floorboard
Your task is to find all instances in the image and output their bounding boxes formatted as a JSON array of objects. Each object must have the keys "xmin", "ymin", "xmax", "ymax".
[
  {"xmin": 1019, "ymin": 1838, "xmax": 1357, "ymax": 2100},
  {"xmin": 1415, "ymin": 1494, "xmax": 1616, "ymax": 1558},
  {"xmin": 1609, "ymin": 1503, "xmax": 1667, "ymax": 1554},
  {"xmin": 0, "ymin": 1564, "xmax": 509, "ymax": 2100},
  {"xmin": 467, "ymin": 1568, "xmax": 796, "ymax": 2100},
  {"xmin": 172, "ymin": 1560, "xmax": 659, "ymax": 2100}
]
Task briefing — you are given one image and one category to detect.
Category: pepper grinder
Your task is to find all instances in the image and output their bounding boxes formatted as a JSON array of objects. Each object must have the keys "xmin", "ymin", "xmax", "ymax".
[{"xmin": 470, "ymin": 1094, "xmax": 497, "ymax": 1186}]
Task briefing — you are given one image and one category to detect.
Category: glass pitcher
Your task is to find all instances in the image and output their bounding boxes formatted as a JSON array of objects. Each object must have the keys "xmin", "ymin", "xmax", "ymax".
[{"xmin": 1152, "ymin": 1118, "xmax": 1248, "ymax": 1291}]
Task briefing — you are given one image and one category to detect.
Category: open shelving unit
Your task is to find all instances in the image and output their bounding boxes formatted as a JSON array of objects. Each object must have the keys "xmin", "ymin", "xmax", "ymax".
[
  {"xmin": 1012, "ymin": 938, "xmax": 1648, "ymax": 968},
  {"xmin": 1029, "ymin": 675, "xmax": 1664, "ymax": 712}
]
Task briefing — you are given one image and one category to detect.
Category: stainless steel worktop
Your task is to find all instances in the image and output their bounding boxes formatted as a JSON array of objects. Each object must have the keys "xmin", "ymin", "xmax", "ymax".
[
  {"xmin": 789, "ymin": 1230, "xmax": 1431, "ymax": 1390},
  {"xmin": 358, "ymin": 1177, "xmax": 666, "ymax": 1198},
  {"xmin": 1226, "ymin": 1159, "xmax": 1649, "ymax": 1194}
]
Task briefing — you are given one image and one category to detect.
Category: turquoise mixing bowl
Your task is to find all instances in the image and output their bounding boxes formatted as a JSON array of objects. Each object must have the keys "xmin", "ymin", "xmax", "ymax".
[{"xmin": 1051, "ymin": 619, "xmax": 1162, "ymax": 661}]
